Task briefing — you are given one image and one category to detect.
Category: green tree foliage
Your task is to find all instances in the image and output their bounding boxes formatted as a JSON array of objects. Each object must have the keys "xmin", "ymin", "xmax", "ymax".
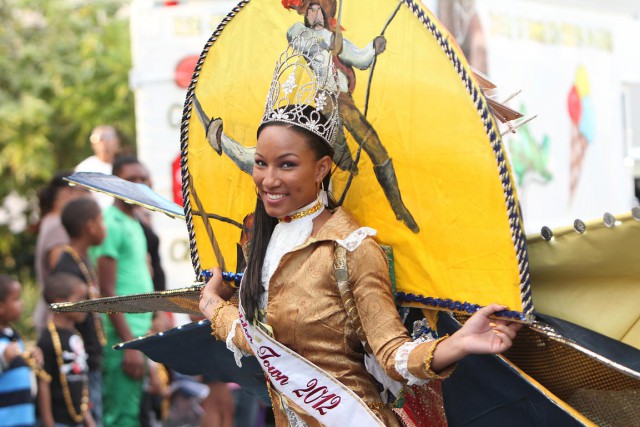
[{"xmin": 0, "ymin": 0, "xmax": 134, "ymax": 280}]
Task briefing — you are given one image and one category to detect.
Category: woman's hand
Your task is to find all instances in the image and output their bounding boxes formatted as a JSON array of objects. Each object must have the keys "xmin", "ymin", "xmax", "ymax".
[
  {"xmin": 430, "ymin": 304, "xmax": 522, "ymax": 372},
  {"xmin": 199, "ymin": 267, "xmax": 231, "ymax": 319},
  {"xmin": 455, "ymin": 304, "xmax": 522, "ymax": 355}
]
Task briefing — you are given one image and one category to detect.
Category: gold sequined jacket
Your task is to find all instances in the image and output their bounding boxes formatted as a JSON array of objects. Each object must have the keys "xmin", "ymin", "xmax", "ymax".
[{"xmin": 212, "ymin": 208, "xmax": 453, "ymax": 426}]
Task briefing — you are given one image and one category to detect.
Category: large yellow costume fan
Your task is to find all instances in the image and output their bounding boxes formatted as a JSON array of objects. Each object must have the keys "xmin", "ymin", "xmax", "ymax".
[
  {"xmin": 52, "ymin": 3, "xmax": 638, "ymax": 424},
  {"xmin": 181, "ymin": 0, "xmax": 531, "ymax": 321}
]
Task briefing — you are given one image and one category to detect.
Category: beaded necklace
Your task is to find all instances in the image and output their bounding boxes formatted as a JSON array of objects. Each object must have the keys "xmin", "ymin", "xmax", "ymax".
[
  {"xmin": 47, "ymin": 321, "xmax": 89, "ymax": 423},
  {"xmin": 64, "ymin": 245, "xmax": 107, "ymax": 346},
  {"xmin": 277, "ymin": 199, "xmax": 323, "ymax": 223}
]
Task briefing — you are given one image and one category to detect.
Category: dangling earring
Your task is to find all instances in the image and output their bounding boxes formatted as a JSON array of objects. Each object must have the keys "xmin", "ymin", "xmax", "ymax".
[
  {"xmin": 255, "ymin": 186, "xmax": 260, "ymax": 197},
  {"xmin": 317, "ymin": 181, "xmax": 327, "ymax": 206}
]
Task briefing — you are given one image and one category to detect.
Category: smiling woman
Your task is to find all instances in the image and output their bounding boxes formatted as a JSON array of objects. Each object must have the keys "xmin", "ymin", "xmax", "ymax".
[
  {"xmin": 253, "ymin": 124, "xmax": 332, "ymax": 219},
  {"xmin": 198, "ymin": 29, "xmax": 522, "ymax": 427},
  {"xmin": 244, "ymin": 118, "xmax": 336, "ymax": 326}
]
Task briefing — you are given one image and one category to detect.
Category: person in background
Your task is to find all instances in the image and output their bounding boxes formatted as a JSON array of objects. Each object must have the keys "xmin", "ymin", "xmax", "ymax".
[
  {"xmin": 136, "ymin": 165, "xmax": 166, "ymax": 293},
  {"xmin": 53, "ymin": 198, "xmax": 107, "ymax": 427},
  {"xmin": 140, "ymin": 312, "xmax": 172, "ymax": 427},
  {"xmin": 91, "ymin": 155, "xmax": 154, "ymax": 427},
  {"xmin": 34, "ymin": 172, "xmax": 88, "ymax": 332},
  {"xmin": 199, "ymin": 379, "xmax": 234, "ymax": 427},
  {"xmin": 75, "ymin": 125, "xmax": 121, "ymax": 210},
  {"xmin": 37, "ymin": 273, "xmax": 95, "ymax": 427},
  {"xmin": 0, "ymin": 274, "xmax": 43, "ymax": 427}
]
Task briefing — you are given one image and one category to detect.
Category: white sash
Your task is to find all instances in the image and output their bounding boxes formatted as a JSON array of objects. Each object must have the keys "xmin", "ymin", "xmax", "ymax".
[{"xmin": 237, "ymin": 305, "xmax": 384, "ymax": 427}]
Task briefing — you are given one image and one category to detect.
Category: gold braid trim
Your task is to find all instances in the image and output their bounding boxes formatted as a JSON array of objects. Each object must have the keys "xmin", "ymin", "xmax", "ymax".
[
  {"xmin": 417, "ymin": 335, "xmax": 456, "ymax": 380},
  {"xmin": 333, "ymin": 245, "xmax": 373, "ymax": 353},
  {"xmin": 209, "ymin": 301, "xmax": 235, "ymax": 339},
  {"xmin": 47, "ymin": 321, "xmax": 89, "ymax": 423},
  {"xmin": 366, "ymin": 401, "xmax": 389, "ymax": 411}
]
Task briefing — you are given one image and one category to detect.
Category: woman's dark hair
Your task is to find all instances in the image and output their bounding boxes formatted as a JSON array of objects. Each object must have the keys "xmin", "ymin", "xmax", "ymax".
[
  {"xmin": 38, "ymin": 171, "xmax": 73, "ymax": 217},
  {"xmin": 242, "ymin": 119, "xmax": 337, "ymax": 323}
]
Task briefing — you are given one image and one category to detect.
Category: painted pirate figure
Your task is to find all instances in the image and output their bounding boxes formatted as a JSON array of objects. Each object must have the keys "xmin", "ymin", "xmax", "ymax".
[
  {"xmin": 193, "ymin": 0, "xmax": 420, "ymax": 233},
  {"xmin": 287, "ymin": 0, "xmax": 420, "ymax": 233}
]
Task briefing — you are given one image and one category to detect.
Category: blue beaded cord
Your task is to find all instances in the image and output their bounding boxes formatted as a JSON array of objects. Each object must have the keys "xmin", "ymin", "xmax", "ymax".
[
  {"xmin": 396, "ymin": 292, "xmax": 527, "ymax": 322},
  {"xmin": 200, "ymin": 270, "xmax": 244, "ymax": 286}
]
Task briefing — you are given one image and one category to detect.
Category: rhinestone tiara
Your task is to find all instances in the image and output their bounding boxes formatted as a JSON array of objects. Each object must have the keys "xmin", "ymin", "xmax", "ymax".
[{"xmin": 259, "ymin": 30, "xmax": 341, "ymax": 148}]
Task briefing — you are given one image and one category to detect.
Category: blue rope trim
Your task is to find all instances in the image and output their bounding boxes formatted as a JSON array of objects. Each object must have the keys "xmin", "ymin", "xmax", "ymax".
[
  {"xmin": 200, "ymin": 270, "xmax": 244, "ymax": 285},
  {"xmin": 403, "ymin": 0, "xmax": 533, "ymax": 317},
  {"xmin": 396, "ymin": 292, "xmax": 528, "ymax": 322}
]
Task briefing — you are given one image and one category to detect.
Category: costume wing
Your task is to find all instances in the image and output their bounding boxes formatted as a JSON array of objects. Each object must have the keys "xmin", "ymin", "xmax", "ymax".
[
  {"xmin": 182, "ymin": 0, "xmax": 532, "ymax": 321},
  {"xmin": 117, "ymin": 320, "xmax": 269, "ymax": 400},
  {"xmin": 65, "ymin": 172, "xmax": 185, "ymax": 219},
  {"xmin": 51, "ymin": 285, "xmax": 202, "ymax": 315}
]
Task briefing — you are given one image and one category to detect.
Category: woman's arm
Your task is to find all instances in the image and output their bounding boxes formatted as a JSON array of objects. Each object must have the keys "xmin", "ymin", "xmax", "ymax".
[
  {"xmin": 199, "ymin": 268, "xmax": 251, "ymax": 354},
  {"xmin": 350, "ymin": 239, "xmax": 521, "ymax": 381},
  {"xmin": 430, "ymin": 304, "xmax": 521, "ymax": 372},
  {"xmin": 349, "ymin": 240, "xmax": 432, "ymax": 382}
]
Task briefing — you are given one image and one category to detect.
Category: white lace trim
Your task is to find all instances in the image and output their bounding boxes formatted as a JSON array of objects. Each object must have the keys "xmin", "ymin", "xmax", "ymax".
[
  {"xmin": 364, "ymin": 353, "xmax": 403, "ymax": 402},
  {"xmin": 260, "ymin": 200, "xmax": 324, "ymax": 309},
  {"xmin": 226, "ymin": 318, "xmax": 250, "ymax": 367},
  {"xmin": 394, "ymin": 341, "xmax": 431, "ymax": 386},
  {"xmin": 336, "ymin": 227, "xmax": 377, "ymax": 252}
]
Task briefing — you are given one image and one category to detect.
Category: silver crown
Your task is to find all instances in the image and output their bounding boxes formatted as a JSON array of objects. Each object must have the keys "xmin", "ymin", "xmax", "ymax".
[{"xmin": 260, "ymin": 30, "xmax": 341, "ymax": 147}]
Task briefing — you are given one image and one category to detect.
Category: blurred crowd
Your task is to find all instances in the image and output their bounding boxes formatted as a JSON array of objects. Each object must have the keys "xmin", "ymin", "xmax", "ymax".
[{"xmin": 0, "ymin": 126, "xmax": 270, "ymax": 427}]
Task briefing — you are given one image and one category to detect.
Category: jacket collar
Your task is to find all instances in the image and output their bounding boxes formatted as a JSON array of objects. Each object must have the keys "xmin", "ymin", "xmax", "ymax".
[{"xmin": 313, "ymin": 207, "xmax": 361, "ymax": 243}]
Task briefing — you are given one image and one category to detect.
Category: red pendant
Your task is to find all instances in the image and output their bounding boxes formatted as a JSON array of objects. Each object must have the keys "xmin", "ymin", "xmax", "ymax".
[{"xmin": 283, "ymin": 215, "xmax": 292, "ymax": 223}]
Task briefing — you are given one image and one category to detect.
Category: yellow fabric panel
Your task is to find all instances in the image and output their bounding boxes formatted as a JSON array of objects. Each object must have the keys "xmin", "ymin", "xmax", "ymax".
[
  {"xmin": 622, "ymin": 319, "xmax": 640, "ymax": 350},
  {"xmin": 186, "ymin": 0, "xmax": 527, "ymax": 316},
  {"xmin": 529, "ymin": 212, "xmax": 640, "ymax": 349}
]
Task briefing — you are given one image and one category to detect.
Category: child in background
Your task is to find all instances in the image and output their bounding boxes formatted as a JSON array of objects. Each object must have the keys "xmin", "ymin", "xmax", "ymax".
[
  {"xmin": 37, "ymin": 273, "xmax": 95, "ymax": 427},
  {"xmin": 0, "ymin": 275, "xmax": 43, "ymax": 427},
  {"xmin": 53, "ymin": 197, "xmax": 106, "ymax": 427}
]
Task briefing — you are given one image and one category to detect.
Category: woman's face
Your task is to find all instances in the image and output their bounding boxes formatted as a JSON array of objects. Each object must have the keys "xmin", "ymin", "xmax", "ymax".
[{"xmin": 254, "ymin": 125, "xmax": 331, "ymax": 218}]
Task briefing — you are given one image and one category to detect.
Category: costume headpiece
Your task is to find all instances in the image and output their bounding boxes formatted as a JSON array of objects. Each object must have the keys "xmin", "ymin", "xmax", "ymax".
[{"xmin": 259, "ymin": 29, "xmax": 341, "ymax": 148}]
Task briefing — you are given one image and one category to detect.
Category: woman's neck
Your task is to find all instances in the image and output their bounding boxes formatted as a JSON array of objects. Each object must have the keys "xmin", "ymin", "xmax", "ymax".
[{"xmin": 311, "ymin": 208, "xmax": 332, "ymax": 236}]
